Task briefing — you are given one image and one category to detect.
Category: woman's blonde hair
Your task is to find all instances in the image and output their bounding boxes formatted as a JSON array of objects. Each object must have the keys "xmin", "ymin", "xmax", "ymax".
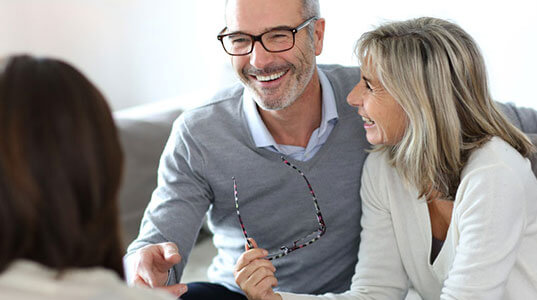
[{"xmin": 356, "ymin": 17, "xmax": 535, "ymax": 200}]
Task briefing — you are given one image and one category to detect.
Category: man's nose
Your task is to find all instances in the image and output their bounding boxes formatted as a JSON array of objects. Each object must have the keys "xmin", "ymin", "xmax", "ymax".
[{"xmin": 249, "ymin": 41, "xmax": 273, "ymax": 69}]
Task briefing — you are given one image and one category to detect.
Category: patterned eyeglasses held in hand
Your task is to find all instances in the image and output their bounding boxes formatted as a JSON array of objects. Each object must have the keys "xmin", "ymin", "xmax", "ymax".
[{"xmin": 233, "ymin": 156, "xmax": 326, "ymax": 260}]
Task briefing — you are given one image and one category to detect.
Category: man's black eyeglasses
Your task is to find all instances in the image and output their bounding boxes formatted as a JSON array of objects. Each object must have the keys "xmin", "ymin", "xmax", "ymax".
[{"xmin": 217, "ymin": 16, "xmax": 319, "ymax": 56}]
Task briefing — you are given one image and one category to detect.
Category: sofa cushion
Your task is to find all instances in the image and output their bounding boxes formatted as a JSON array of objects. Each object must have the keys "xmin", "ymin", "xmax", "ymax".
[{"xmin": 114, "ymin": 105, "xmax": 183, "ymax": 247}]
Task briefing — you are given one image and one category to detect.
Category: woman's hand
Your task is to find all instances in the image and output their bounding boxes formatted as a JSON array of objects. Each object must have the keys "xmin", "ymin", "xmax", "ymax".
[{"xmin": 234, "ymin": 239, "xmax": 282, "ymax": 300}]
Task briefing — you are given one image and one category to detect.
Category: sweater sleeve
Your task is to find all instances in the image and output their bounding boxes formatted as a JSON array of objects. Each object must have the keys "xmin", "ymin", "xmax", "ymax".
[
  {"xmin": 280, "ymin": 153, "xmax": 409, "ymax": 300},
  {"xmin": 440, "ymin": 161, "xmax": 528, "ymax": 299},
  {"xmin": 125, "ymin": 115, "xmax": 212, "ymax": 284}
]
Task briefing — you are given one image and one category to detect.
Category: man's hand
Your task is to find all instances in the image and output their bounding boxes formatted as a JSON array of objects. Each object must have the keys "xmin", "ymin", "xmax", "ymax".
[
  {"xmin": 234, "ymin": 239, "xmax": 282, "ymax": 300},
  {"xmin": 128, "ymin": 242, "xmax": 188, "ymax": 297}
]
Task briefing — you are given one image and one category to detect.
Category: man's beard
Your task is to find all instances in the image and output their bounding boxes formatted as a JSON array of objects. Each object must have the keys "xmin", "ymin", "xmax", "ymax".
[{"xmin": 241, "ymin": 60, "xmax": 315, "ymax": 111}]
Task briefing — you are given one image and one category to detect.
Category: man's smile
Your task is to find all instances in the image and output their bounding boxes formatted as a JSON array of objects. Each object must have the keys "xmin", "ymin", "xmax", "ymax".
[{"xmin": 254, "ymin": 70, "xmax": 287, "ymax": 82}]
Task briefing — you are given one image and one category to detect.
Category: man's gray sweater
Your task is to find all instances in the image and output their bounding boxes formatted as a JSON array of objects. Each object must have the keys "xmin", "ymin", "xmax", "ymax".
[{"xmin": 128, "ymin": 65, "xmax": 368, "ymax": 294}]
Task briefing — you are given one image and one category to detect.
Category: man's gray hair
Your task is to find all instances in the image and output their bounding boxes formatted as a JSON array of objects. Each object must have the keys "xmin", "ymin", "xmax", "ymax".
[
  {"xmin": 224, "ymin": 0, "xmax": 321, "ymax": 38},
  {"xmin": 301, "ymin": 0, "xmax": 320, "ymax": 19},
  {"xmin": 224, "ymin": 0, "xmax": 320, "ymax": 20},
  {"xmin": 301, "ymin": 0, "xmax": 320, "ymax": 38}
]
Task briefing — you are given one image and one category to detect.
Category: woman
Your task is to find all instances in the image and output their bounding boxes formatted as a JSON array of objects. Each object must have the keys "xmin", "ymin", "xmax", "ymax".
[
  {"xmin": 0, "ymin": 55, "xmax": 176, "ymax": 299},
  {"xmin": 234, "ymin": 17, "xmax": 537, "ymax": 299}
]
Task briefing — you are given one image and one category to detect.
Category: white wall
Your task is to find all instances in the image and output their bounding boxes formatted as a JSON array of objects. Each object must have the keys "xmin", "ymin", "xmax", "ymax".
[
  {"xmin": 0, "ymin": 0, "xmax": 231, "ymax": 110},
  {"xmin": 1, "ymin": 0, "xmax": 536, "ymax": 110},
  {"xmin": 319, "ymin": 0, "xmax": 537, "ymax": 109}
]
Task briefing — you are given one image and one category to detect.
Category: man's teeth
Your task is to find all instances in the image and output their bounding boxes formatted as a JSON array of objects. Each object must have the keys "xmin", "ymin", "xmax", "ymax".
[
  {"xmin": 362, "ymin": 116, "xmax": 375, "ymax": 125},
  {"xmin": 256, "ymin": 71, "xmax": 286, "ymax": 82}
]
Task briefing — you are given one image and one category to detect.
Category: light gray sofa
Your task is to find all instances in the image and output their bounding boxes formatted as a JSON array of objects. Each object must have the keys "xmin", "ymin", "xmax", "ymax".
[
  {"xmin": 113, "ymin": 101, "xmax": 537, "ymax": 285},
  {"xmin": 114, "ymin": 104, "xmax": 185, "ymax": 247}
]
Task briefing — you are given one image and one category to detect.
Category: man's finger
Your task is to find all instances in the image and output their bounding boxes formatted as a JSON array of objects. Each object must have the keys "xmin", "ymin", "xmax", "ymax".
[
  {"xmin": 241, "ymin": 267, "xmax": 277, "ymax": 299},
  {"xmin": 235, "ymin": 248, "xmax": 269, "ymax": 272},
  {"xmin": 256, "ymin": 275, "xmax": 278, "ymax": 292},
  {"xmin": 161, "ymin": 242, "xmax": 181, "ymax": 263},
  {"xmin": 136, "ymin": 246, "xmax": 171, "ymax": 286},
  {"xmin": 135, "ymin": 251, "xmax": 163, "ymax": 286},
  {"xmin": 245, "ymin": 238, "xmax": 259, "ymax": 250},
  {"xmin": 245, "ymin": 266, "xmax": 276, "ymax": 288},
  {"xmin": 136, "ymin": 266, "xmax": 160, "ymax": 287},
  {"xmin": 132, "ymin": 274, "xmax": 149, "ymax": 287},
  {"xmin": 152, "ymin": 243, "xmax": 181, "ymax": 273},
  {"xmin": 235, "ymin": 258, "xmax": 276, "ymax": 290}
]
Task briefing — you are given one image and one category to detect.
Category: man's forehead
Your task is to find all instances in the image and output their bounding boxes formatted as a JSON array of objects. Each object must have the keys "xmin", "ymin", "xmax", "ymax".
[{"xmin": 225, "ymin": 0, "xmax": 303, "ymax": 33}]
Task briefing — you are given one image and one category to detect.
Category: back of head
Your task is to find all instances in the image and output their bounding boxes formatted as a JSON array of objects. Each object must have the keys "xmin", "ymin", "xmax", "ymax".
[
  {"xmin": 356, "ymin": 17, "xmax": 535, "ymax": 199},
  {"xmin": 0, "ymin": 55, "xmax": 124, "ymax": 277}
]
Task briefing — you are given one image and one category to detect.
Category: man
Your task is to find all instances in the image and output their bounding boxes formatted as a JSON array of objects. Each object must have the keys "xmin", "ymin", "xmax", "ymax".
[
  {"xmin": 125, "ymin": 0, "xmax": 537, "ymax": 299},
  {"xmin": 126, "ymin": 0, "xmax": 364, "ymax": 298}
]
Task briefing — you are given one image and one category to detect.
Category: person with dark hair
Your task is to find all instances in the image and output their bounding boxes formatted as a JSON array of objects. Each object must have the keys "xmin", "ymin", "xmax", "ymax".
[{"xmin": 0, "ymin": 55, "xmax": 175, "ymax": 300}]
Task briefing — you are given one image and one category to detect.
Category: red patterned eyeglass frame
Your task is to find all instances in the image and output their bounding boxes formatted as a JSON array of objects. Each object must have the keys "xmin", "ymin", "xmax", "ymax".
[{"xmin": 233, "ymin": 156, "xmax": 327, "ymax": 260}]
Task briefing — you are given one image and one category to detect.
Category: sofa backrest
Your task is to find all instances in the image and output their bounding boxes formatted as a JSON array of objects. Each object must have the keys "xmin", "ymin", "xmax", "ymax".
[
  {"xmin": 114, "ymin": 106, "xmax": 183, "ymax": 247},
  {"xmin": 113, "ymin": 104, "xmax": 537, "ymax": 249}
]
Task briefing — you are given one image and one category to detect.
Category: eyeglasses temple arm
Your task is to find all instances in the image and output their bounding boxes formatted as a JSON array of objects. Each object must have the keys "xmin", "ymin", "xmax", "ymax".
[{"xmin": 233, "ymin": 177, "xmax": 254, "ymax": 249}]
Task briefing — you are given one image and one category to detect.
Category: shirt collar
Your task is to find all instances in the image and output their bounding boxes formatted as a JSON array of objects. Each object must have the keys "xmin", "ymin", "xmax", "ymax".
[{"xmin": 243, "ymin": 67, "xmax": 338, "ymax": 148}]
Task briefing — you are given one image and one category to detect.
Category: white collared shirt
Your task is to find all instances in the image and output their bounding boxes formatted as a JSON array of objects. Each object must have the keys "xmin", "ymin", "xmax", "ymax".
[{"xmin": 243, "ymin": 68, "xmax": 338, "ymax": 161}]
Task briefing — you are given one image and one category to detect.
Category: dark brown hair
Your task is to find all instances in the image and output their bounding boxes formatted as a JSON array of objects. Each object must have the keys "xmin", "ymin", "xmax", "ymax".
[{"xmin": 0, "ymin": 55, "xmax": 124, "ymax": 277}]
